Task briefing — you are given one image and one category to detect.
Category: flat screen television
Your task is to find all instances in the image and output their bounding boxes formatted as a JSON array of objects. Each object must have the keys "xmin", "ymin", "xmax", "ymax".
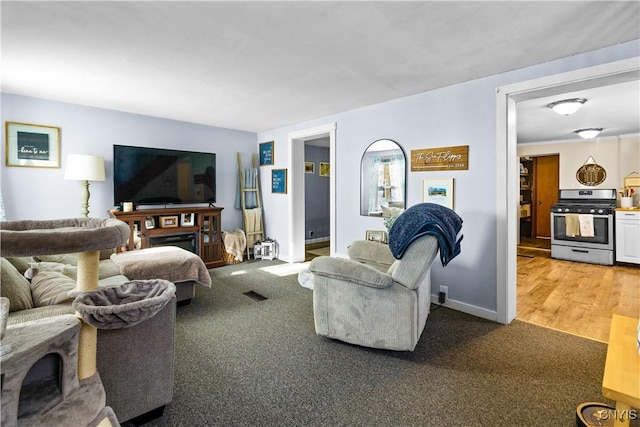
[{"xmin": 113, "ymin": 144, "xmax": 216, "ymax": 207}]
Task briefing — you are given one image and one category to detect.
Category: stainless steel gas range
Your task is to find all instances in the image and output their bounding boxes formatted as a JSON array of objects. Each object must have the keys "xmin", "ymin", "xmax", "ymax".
[{"xmin": 550, "ymin": 188, "xmax": 616, "ymax": 265}]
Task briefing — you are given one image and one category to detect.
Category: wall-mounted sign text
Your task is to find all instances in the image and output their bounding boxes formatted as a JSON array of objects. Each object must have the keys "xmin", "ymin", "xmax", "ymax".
[
  {"xmin": 411, "ymin": 145, "xmax": 468, "ymax": 172},
  {"xmin": 259, "ymin": 141, "xmax": 274, "ymax": 166},
  {"xmin": 576, "ymin": 163, "xmax": 606, "ymax": 186}
]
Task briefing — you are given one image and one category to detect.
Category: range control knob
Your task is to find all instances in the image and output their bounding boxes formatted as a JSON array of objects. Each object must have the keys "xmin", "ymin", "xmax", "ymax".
[
  {"xmin": 590, "ymin": 209, "xmax": 596, "ymax": 214},
  {"xmin": 597, "ymin": 209, "xmax": 604, "ymax": 214},
  {"xmin": 564, "ymin": 208, "xmax": 570, "ymax": 213}
]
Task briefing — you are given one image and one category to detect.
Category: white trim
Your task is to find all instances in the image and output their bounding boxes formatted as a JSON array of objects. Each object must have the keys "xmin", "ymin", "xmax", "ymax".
[
  {"xmin": 495, "ymin": 57, "xmax": 640, "ymax": 324},
  {"xmin": 288, "ymin": 123, "xmax": 337, "ymax": 263},
  {"xmin": 305, "ymin": 236, "xmax": 330, "ymax": 244},
  {"xmin": 430, "ymin": 295, "xmax": 498, "ymax": 322}
]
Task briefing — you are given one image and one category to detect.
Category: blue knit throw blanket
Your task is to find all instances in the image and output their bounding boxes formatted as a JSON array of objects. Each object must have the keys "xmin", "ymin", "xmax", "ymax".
[{"xmin": 388, "ymin": 203, "xmax": 463, "ymax": 266}]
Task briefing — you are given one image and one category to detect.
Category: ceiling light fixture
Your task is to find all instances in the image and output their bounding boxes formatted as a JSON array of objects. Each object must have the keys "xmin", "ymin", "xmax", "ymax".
[
  {"xmin": 575, "ymin": 128, "xmax": 603, "ymax": 139},
  {"xmin": 547, "ymin": 98, "xmax": 587, "ymax": 116}
]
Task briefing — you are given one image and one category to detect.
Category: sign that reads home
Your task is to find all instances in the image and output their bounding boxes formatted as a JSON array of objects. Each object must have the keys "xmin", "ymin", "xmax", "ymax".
[{"xmin": 411, "ymin": 145, "xmax": 469, "ymax": 172}]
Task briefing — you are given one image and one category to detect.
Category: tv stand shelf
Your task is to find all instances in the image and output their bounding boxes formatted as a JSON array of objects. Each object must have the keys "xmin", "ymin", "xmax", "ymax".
[{"xmin": 110, "ymin": 206, "xmax": 224, "ymax": 268}]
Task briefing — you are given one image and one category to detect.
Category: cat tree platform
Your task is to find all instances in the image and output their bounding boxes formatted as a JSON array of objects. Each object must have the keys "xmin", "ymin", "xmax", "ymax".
[{"xmin": 0, "ymin": 218, "xmax": 130, "ymax": 427}]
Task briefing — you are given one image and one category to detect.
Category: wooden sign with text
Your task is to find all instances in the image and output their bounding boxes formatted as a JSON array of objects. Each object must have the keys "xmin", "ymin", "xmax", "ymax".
[{"xmin": 411, "ymin": 145, "xmax": 469, "ymax": 172}]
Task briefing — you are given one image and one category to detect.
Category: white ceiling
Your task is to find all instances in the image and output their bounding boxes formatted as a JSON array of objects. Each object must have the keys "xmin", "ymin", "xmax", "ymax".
[
  {"xmin": 2, "ymin": 1, "xmax": 639, "ymax": 142},
  {"xmin": 516, "ymin": 78, "xmax": 640, "ymax": 144}
]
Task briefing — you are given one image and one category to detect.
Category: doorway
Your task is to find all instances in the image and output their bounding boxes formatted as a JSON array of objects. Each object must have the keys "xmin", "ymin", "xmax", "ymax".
[
  {"xmin": 519, "ymin": 154, "xmax": 558, "ymax": 250},
  {"xmin": 495, "ymin": 57, "xmax": 640, "ymax": 324},
  {"xmin": 288, "ymin": 123, "xmax": 336, "ymax": 263},
  {"xmin": 304, "ymin": 138, "xmax": 331, "ymax": 261}
]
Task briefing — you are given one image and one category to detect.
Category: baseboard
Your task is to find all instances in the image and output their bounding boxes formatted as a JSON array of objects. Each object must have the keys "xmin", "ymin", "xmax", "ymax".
[
  {"xmin": 305, "ymin": 237, "xmax": 330, "ymax": 245},
  {"xmin": 430, "ymin": 294, "xmax": 498, "ymax": 322}
]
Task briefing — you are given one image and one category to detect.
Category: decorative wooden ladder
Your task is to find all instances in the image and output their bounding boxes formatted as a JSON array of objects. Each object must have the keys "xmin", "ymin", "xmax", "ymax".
[{"xmin": 237, "ymin": 152, "xmax": 265, "ymax": 259}]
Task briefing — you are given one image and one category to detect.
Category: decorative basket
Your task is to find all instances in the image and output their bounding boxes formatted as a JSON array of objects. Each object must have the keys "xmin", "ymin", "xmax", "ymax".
[{"xmin": 222, "ymin": 244, "xmax": 242, "ymax": 265}]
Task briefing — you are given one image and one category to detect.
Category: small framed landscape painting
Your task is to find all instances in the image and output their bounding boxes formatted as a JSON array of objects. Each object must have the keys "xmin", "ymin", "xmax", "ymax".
[{"xmin": 422, "ymin": 178, "xmax": 454, "ymax": 209}]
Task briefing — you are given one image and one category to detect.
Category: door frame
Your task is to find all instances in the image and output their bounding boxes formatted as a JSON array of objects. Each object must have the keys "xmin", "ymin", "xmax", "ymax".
[
  {"xmin": 288, "ymin": 123, "xmax": 337, "ymax": 263},
  {"xmin": 495, "ymin": 57, "xmax": 639, "ymax": 324}
]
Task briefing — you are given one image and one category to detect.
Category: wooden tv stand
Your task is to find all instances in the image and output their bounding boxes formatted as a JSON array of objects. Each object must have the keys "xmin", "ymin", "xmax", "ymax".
[{"xmin": 111, "ymin": 206, "xmax": 224, "ymax": 268}]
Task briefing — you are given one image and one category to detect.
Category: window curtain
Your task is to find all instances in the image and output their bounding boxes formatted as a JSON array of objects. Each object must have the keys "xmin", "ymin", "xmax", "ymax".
[{"xmin": 367, "ymin": 154, "xmax": 404, "ymax": 214}]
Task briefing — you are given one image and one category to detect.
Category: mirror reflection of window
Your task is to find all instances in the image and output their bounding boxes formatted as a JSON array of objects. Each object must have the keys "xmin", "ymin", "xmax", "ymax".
[{"xmin": 360, "ymin": 139, "xmax": 406, "ymax": 216}]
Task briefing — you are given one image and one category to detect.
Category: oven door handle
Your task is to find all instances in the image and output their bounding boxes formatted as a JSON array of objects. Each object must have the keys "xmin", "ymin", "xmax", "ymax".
[
  {"xmin": 571, "ymin": 248, "xmax": 590, "ymax": 253},
  {"xmin": 551, "ymin": 213, "xmax": 612, "ymax": 219}
]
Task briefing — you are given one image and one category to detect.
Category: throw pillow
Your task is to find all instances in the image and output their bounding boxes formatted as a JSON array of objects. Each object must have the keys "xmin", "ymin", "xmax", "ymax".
[
  {"xmin": 25, "ymin": 262, "xmax": 78, "ymax": 281},
  {"xmin": 34, "ymin": 253, "xmax": 80, "ymax": 265},
  {"xmin": 30, "ymin": 270, "xmax": 76, "ymax": 307},
  {"xmin": 0, "ymin": 258, "xmax": 34, "ymax": 312},
  {"xmin": 4, "ymin": 256, "xmax": 34, "ymax": 275}
]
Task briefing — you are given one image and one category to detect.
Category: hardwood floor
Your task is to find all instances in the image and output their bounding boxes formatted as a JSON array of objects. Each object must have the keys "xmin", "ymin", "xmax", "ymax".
[
  {"xmin": 517, "ymin": 246, "xmax": 640, "ymax": 343},
  {"xmin": 305, "ymin": 242, "xmax": 330, "ymax": 262}
]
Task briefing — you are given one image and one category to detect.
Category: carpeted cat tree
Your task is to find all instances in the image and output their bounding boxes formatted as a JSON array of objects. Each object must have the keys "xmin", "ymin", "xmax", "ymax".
[{"xmin": 1, "ymin": 218, "xmax": 175, "ymax": 427}]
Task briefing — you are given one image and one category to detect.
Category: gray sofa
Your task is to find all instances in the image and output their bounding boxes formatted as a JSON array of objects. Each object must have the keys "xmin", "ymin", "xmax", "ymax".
[{"xmin": 1, "ymin": 253, "xmax": 176, "ymax": 424}]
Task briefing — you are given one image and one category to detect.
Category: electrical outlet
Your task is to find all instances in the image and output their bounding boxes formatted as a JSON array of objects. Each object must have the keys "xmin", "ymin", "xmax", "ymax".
[{"xmin": 439, "ymin": 285, "xmax": 448, "ymax": 303}]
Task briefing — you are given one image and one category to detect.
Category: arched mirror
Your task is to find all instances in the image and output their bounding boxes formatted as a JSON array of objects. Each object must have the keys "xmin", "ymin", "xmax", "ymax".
[{"xmin": 360, "ymin": 139, "xmax": 406, "ymax": 216}]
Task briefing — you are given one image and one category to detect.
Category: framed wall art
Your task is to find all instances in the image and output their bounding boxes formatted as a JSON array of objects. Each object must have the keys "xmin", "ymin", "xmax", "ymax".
[
  {"xmin": 259, "ymin": 141, "xmax": 274, "ymax": 166},
  {"xmin": 319, "ymin": 162, "xmax": 330, "ymax": 177},
  {"xmin": 5, "ymin": 121, "xmax": 61, "ymax": 168},
  {"xmin": 366, "ymin": 230, "xmax": 387, "ymax": 243},
  {"xmin": 411, "ymin": 145, "xmax": 468, "ymax": 172},
  {"xmin": 272, "ymin": 168, "xmax": 287, "ymax": 194},
  {"xmin": 304, "ymin": 162, "xmax": 315, "ymax": 174},
  {"xmin": 422, "ymin": 178, "xmax": 454, "ymax": 209}
]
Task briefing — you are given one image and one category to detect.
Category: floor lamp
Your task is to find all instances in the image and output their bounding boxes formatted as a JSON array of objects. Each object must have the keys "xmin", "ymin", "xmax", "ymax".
[{"xmin": 64, "ymin": 154, "xmax": 105, "ymax": 217}]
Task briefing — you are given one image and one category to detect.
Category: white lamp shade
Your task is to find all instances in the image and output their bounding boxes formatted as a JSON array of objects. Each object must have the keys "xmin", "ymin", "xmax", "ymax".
[{"xmin": 64, "ymin": 154, "xmax": 105, "ymax": 181}]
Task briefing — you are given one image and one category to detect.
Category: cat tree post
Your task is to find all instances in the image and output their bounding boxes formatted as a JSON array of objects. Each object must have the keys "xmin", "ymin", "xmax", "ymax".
[
  {"xmin": 76, "ymin": 250, "xmax": 101, "ymax": 380},
  {"xmin": 0, "ymin": 218, "xmax": 130, "ymax": 427}
]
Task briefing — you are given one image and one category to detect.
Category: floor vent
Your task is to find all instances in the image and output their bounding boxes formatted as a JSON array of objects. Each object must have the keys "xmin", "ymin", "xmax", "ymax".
[{"xmin": 243, "ymin": 291, "xmax": 268, "ymax": 301}]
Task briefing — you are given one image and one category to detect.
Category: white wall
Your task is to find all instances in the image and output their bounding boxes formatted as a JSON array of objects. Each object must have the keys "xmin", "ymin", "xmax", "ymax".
[
  {"xmin": 2, "ymin": 40, "xmax": 637, "ymax": 319},
  {"xmin": 0, "ymin": 94, "xmax": 257, "ymax": 230},
  {"xmin": 257, "ymin": 40, "xmax": 639, "ymax": 317},
  {"xmin": 518, "ymin": 135, "xmax": 640, "ymax": 198}
]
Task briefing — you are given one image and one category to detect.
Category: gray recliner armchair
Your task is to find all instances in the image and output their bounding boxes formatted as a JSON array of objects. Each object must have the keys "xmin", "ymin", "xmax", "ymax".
[
  {"xmin": 308, "ymin": 203, "xmax": 463, "ymax": 351},
  {"xmin": 309, "ymin": 235, "xmax": 438, "ymax": 351}
]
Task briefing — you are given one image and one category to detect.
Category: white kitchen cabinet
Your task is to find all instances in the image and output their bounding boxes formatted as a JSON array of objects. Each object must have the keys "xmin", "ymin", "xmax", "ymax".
[{"xmin": 615, "ymin": 210, "xmax": 640, "ymax": 264}]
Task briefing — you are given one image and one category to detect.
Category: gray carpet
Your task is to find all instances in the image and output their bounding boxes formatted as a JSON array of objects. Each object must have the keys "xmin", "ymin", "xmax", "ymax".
[{"xmin": 142, "ymin": 260, "xmax": 615, "ymax": 426}]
